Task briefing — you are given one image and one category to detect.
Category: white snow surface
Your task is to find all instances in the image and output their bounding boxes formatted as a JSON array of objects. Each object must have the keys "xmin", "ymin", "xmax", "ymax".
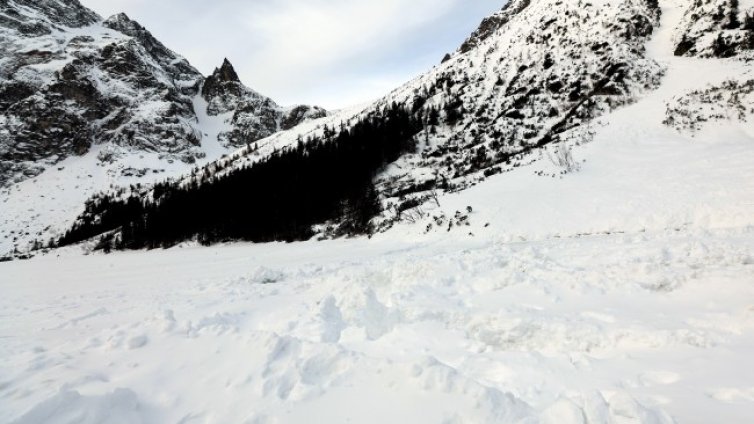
[
  {"xmin": 1, "ymin": 227, "xmax": 752, "ymax": 423},
  {"xmin": 2, "ymin": 0, "xmax": 754, "ymax": 422}
]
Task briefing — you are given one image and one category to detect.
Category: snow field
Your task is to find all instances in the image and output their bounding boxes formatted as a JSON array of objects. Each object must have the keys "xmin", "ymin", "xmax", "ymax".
[{"xmin": 1, "ymin": 226, "xmax": 753, "ymax": 423}]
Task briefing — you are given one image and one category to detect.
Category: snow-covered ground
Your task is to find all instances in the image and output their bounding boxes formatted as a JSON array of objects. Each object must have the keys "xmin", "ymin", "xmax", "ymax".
[
  {"xmin": 1, "ymin": 0, "xmax": 754, "ymax": 422},
  {"xmin": 1, "ymin": 227, "xmax": 752, "ymax": 423}
]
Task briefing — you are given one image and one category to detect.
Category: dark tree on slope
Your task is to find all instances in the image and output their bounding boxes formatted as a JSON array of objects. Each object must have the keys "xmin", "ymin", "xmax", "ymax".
[
  {"xmin": 712, "ymin": 32, "xmax": 734, "ymax": 57},
  {"xmin": 744, "ymin": 13, "xmax": 754, "ymax": 31},
  {"xmin": 724, "ymin": 0, "xmax": 741, "ymax": 29},
  {"xmin": 444, "ymin": 99, "xmax": 464, "ymax": 125},
  {"xmin": 58, "ymin": 103, "xmax": 422, "ymax": 250}
]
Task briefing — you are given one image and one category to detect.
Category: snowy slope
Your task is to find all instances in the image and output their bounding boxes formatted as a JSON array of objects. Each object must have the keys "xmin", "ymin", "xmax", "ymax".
[
  {"xmin": 2, "ymin": 0, "xmax": 667, "ymax": 255},
  {"xmin": 390, "ymin": 0, "xmax": 754, "ymax": 241}
]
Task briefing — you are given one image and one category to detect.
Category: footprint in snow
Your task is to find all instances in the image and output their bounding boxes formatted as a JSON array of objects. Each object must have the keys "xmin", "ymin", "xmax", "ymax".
[
  {"xmin": 127, "ymin": 335, "xmax": 148, "ymax": 349},
  {"xmin": 708, "ymin": 387, "xmax": 754, "ymax": 403},
  {"xmin": 639, "ymin": 371, "xmax": 681, "ymax": 386}
]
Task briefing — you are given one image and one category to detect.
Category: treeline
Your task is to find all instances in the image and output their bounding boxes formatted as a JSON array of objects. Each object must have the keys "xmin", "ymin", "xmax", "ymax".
[{"xmin": 58, "ymin": 102, "xmax": 422, "ymax": 250}]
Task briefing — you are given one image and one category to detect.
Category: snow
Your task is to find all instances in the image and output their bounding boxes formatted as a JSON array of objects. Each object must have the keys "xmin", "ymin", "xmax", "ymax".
[
  {"xmin": 192, "ymin": 94, "xmax": 234, "ymax": 160},
  {"xmin": 1, "ymin": 0, "xmax": 754, "ymax": 422},
  {"xmin": 1, "ymin": 227, "xmax": 752, "ymax": 423}
]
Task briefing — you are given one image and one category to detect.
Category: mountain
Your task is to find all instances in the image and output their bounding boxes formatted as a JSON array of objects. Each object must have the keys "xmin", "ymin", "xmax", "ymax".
[
  {"xmin": 0, "ymin": 3, "xmax": 205, "ymax": 186},
  {"xmin": 0, "ymin": 0, "xmax": 325, "ymax": 255},
  {"xmin": 201, "ymin": 58, "xmax": 327, "ymax": 148},
  {"xmin": 5, "ymin": 0, "xmax": 754, "ymax": 254},
  {"xmin": 53, "ymin": 0, "xmax": 669, "ymax": 249}
]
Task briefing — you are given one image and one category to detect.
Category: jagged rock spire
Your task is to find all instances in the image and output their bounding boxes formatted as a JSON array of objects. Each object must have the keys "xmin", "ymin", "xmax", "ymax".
[
  {"xmin": 214, "ymin": 58, "xmax": 241, "ymax": 83},
  {"xmin": 202, "ymin": 58, "xmax": 245, "ymax": 100}
]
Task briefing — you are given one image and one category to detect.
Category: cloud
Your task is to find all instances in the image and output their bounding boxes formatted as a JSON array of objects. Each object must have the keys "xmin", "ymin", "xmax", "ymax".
[
  {"xmin": 81, "ymin": 0, "xmax": 504, "ymax": 108},
  {"xmin": 243, "ymin": 0, "xmax": 456, "ymax": 68}
]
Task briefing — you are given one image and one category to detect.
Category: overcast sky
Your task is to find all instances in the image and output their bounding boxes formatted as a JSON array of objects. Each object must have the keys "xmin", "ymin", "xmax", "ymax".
[{"xmin": 82, "ymin": 0, "xmax": 504, "ymax": 109}]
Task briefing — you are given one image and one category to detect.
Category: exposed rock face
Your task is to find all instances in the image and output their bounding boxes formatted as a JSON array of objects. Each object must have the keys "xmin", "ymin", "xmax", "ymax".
[
  {"xmin": 0, "ymin": 4, "xmax": 205, "ymax": 186},
  {"xmin": 202, "ymin": 59, "xmax": 259, "ymax": 116},
  {"xmin": 102, "ymin": 13, "xmax": 201, "ymax": 82},
  {"xmin": 202, "ymin": 58, "xmax": 242, "ymax": 103},
  {"xmin": 0, "ymin": 0, "xmax": 99, "ymax": 36},
  {"xmin": 201, "ymin": 59, "xmax": 327, "ymax": 148},
  {"xmin": 281, "ymin": 105, "xmax": 327, "ymax": 131},
  {"xmin": 674, "ymin": 0, "xmax": 754, "ymax": 58},
  {"xmin": 459, "ymin": 0, "xmax": 531, "ymax": 54}
]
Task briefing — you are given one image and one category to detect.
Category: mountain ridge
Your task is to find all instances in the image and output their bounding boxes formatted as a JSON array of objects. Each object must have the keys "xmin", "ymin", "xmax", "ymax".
[{"xmin": 3, "ymin": 0, "xmax": 754, "ymax": 256}]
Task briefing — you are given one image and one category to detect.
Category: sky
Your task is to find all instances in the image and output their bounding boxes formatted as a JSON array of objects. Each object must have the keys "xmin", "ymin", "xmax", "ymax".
[{"xmin": 82, "ymin": 0, "xmax": 505, "ymax": 109}]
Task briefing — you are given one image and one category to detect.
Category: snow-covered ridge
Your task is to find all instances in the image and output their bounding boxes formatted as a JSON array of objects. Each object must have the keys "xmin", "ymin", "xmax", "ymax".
[
  {"xmin": 123, "ymin": 0, "xmax": 754, "ymax": 245},
  {"xmin": 456, "ymin": 0, "xmax": 532, "ymax": 55},
  {"xmin": 48, "ymin": 0, "xmax": 754, "ymax": 250},
  {"xmin": 3, "ymin": 0, "xmax": 754, "ymax": 256}
]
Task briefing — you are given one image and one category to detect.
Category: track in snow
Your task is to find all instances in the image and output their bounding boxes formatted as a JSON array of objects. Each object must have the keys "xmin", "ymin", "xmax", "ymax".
[{"xmin": 1, "ymin": 227, "xmax": 753, "ymax": 423}]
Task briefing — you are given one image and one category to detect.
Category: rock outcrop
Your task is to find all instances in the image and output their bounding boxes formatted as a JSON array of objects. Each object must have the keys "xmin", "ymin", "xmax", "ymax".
[{"xmin": 201, "ymin": 58, "xmax": 326, "ymax": 148}]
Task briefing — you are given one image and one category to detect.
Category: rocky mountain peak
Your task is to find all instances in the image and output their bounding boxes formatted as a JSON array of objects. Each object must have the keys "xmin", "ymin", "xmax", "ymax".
[
  {"xmin": 103, "ymin": 12, "xmax": 136, "ymax": 29},
  {"xmin": 203, "ymin": 58, "xmax": 245, "ymax": 98},
  {"xmin": 103, "ymin": 13, "xmax": 159, "ymax": 45},
  {"xmin": 200, "ymin": 57, "xmax": 327, "ymax": 147},
  {"xmin": 215, "ymin": 58, "xmax": 241, "ymax": 83},
  {"xmin": 102, "ymin": 12, "xmax": 199, "ymax": 77}
]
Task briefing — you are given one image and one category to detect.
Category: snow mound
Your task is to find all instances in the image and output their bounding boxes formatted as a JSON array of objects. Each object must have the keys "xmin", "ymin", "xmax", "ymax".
[{"xmin": 11, "ymin": 388, "xmax": 146, "ymax": 424}]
